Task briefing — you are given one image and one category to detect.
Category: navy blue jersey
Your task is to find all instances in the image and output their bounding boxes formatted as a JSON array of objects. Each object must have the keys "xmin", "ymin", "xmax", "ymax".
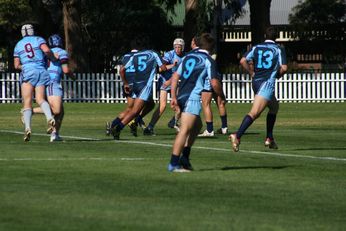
[
  {"xmin": 176, "ymin": 49, "xmax": 217, "ymax": 102},
  {"xmin": 244, "ymin": 40, "xmax": 287, "ymax": 83},
  {"xmin": 125, "ymin": 49, "xmax": 163, "ymax": 88},
  {"xmin": 120, "ymin": 50, "xmax": 137, "ymax": 85}
]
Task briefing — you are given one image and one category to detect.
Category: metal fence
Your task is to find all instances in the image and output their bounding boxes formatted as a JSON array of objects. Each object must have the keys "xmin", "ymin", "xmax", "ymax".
[{"xmin": 1, "ymin": 72, "xmax": 345, "ymax": 103}]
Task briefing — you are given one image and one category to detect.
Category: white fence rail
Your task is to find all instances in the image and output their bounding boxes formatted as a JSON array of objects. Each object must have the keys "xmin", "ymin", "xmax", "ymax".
[{"xmin": 1, "ymin": 72, "xmax": 345, "ymax": 103}]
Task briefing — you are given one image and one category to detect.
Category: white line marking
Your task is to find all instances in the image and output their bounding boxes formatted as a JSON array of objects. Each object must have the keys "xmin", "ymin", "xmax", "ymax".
[
  {"xmin": 0, "ymin": 157, "xmax": 157, "ymax": 161},
  {"xmin": 1, "ymin": 129, "xmax": 345, "ymax": 162}
]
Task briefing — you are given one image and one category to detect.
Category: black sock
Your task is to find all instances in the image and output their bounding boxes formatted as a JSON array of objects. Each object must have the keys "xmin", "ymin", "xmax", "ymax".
[
  {"xmin": 170, "ymin": 154, "xmax": 180, "ymax": 166},
  {"xmin": 111, "ymin": 117, "xmax": 121, "ymax": 128},
  {"xmin": 206, "ymin": 122, "xmax": 213, "ymax": 133},
  {"xmin": 236, "ymin": 115, "xmax": 254, "ymax": 139},
  {"xmin": 135, "ymin": 115, "xmax": 143, "ymax": 125},
  {"xmin": 266, "ymin": 113, "xmax": 277, "ymax": 139},
  {"xmin": 115, "ymin": 122, "xmax": 125, "ymax": 132},
  {"xmin": 220, "ymin": 115, "xmax": 228, "ymax": 128},
  {"xmin": 182, "ymin": 147, "xmax": 191, "ymax": 159}
]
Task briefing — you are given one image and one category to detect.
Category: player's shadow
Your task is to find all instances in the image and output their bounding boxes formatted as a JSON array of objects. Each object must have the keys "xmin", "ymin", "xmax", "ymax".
[{"xmin": 199, "ymin": 165, "xmax": 292, "ymax": 171}]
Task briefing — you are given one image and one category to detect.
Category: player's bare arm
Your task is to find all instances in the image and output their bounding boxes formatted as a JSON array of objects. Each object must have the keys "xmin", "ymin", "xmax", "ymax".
[
  {"xmin": 211, "ymin": 78, "xmax": 226, "ymax": 102},
  {"xmin": 240, "ymin": 57, "xmax": 254, "ymax": 78},
  {"xmin": 119, "ymin": 66, "xmax": 130, "ymax": 93},
  {"xmin": 277, "ymin": 64, "xmax": 288, "ymax": 78},
  {"xmin": 40, "ymin": 43, "xmax": 59, "ymax": 62},
  {"xmin": 62, "ymin": 64, "xmax": 76, "ymax": 80},
  {"xmin": 170, "ymin": 72, "xmax": 179, "ymax": 110},
  {"xmin": 14, "ymin": 57, "xmax": 22, "ymax": 70},
  {"xmin": 159, "ymin": 64, "xmax": 167, "ymax": 73}
]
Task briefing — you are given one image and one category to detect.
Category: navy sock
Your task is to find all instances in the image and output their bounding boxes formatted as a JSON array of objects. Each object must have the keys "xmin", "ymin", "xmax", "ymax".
[
  {"xmin": 220, "ymin": 115, "xmax": 228, "ymax": 128},
  {"xmin": 206, "ymin": 122, "xmax": 213, "ymax": 133},
  {"xmin": 182, "ymin": 147, "xmax": 191, "ymax": 159},
  {"xmin": 169, "ymin": 116, "xmax": 176, "ymax": 124},
  {"xmin": 135, "ymin": 115, "xmax": 143, "ymax": 125},
  {"xmin": 266, "ymin": 113, "xmax": 277, "ymax": 139},
  {"xmin": 111, "ymin": 117, "xmax": 121, "ymax": 128},
  {"xmin": 170, "ymin": 154, "xmax": 180, "ymax": 166},
  {"xmin": 115, "ymin": 122, "xmax": 125, "ymax": 132},
  {"xmin": 236, "ymin": 115, "xmax": 254, "ymax": 139},
  {"xmin": 147, "ymin": 123, "xmax": 154, "ymax": 129}
]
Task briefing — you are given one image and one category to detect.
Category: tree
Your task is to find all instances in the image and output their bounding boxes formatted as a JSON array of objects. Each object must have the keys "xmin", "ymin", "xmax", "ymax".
[
  {"xmin": 289, "ymin": 0, "xmax": 346, "ymax": 40},
  {"xmin": 0, "ymin": 0, "xmax": 35, "ymax": 71},
  {"xmin": 62, "ymin": 0, "xmax": 88, "ymax": 72},
  {"xmin": 289, "ymin": 0, "xmax": 346, "ymax": 64},
  {"xmin": 248, "ymin": 0, "xmax": 271, "ymax": 45},
  {"xmin": 81, "ymin": 0, "xmax": 176, "ymax": 71}
]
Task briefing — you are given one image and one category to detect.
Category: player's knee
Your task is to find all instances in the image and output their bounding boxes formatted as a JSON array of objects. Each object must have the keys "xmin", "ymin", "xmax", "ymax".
[
  {"xmin": 248, "ymin": 112, "xmax": 259, "ymax": 120},
  {"xmin": 268, "ymin": 103, "xmax": 279, "ymax": 114},
  {"xmin": 52, "ymin": 107, "xmax": 61, "ymax": 115}
]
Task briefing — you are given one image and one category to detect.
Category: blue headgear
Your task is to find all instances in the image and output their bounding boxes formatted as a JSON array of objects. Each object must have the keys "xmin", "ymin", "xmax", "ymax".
[{"xmin": 48, "ymin": 34, "xmax": 63, "ymax": 48}]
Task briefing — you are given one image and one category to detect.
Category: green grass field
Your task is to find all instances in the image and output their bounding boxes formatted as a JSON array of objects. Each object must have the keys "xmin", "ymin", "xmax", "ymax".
[{"xmin": 0, "ymin": 102, "xmax": 345, "ymax": 231}]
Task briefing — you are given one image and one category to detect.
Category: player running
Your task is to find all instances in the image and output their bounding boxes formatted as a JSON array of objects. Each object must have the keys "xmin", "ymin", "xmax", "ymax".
[
  {"xmin": 168, "ymin": 33, "xmax": 226, "ymax": 172},
  {"xmin": 143, "ymin": 38, "xmax": 185, "ymax": 135},
  {"xmin": 229, "ymin": 27, "xmax": 287, "ymax": 152},
  {"xmin": 45, "ymin": 34, "xmax": 75, "ymax": 142},
  {"xmin": 14, "ymin": 24, "xmax": 58, "ymax": 141},
  {"xmin": 110, "ymin": 37, "xmax": 166, "ymax": 140}
]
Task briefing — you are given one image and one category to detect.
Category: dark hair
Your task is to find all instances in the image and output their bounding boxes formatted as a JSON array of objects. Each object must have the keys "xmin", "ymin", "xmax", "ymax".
[
  {"xmin": 265, "ymin": 27, "xmax": 278, "ymax": 41},
  {"xmin": 198, "ymin": 33, "xmax": 215, "ymax": 54}
]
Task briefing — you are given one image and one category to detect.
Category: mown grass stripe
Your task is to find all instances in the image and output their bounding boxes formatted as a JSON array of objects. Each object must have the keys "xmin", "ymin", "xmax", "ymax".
[{"xmin": 1, "ymin": 129, "xmax": 345, "ymax": 163}]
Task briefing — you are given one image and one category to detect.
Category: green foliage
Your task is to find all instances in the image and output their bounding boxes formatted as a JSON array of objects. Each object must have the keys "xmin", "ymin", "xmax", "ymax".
[
  {"xmin": 0, "ymin": 0, "xmax": 33, "ymax": 29},
  {"xmin": 289, "ymin": 0, "xmax": 346, "ymax": 25},
  {"xmin": 81, "ymin": 0, "xmax": 176, "ymax": 71},
  {"xmin": 289, "ymin": 0, "xmax": 346, "ymax": 40}
]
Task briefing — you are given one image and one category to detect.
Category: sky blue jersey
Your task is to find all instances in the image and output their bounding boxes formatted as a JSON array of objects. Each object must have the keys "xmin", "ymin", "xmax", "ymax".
[
  {"xmin": 160, "ymin": 49, "xmax": 184, "ymax": 81},
  {"xmin": 244, "ymin": 40, "xmax": 287, "ymax": 83},
  {"xmin": 13, "ymin": 36, "xmax": 48, "ymax": 71},
  {"xmin": 47, "ymin": 47, "xmax": 69, "ymax": 83},
  {"xmin": 120, "ymin": 50, "xmax": 138, "ymax": 85},
  {"xmin": 176, "ymin": 49, "xmax": 217, "ymax": 102},
  {"xmin": 125, "ymin": 49, "xmax": 164, "ymax": 88}
]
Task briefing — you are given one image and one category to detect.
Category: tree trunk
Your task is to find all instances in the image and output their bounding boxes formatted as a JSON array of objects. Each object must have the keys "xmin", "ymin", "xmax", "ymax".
[
  {"xmin": 184, "ymin": 0, "xmax": 198, "ymax": 51},
  {"xmin": 248, "ymin": 0, "xmax": 271, "ymax": 45},
  {"xmin": 62, "ymin": 0, "xmax": 88, "ymax": 72}
]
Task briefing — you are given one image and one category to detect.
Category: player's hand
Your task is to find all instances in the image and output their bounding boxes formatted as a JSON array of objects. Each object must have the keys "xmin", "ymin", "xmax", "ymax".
[
  {"xmin": 170, "ymin": 98, "xmax": 178, "ymax": 111},
  {"xmin": 68, "ymin": 72, "xmax": 76, "ymax": 81},
  {"xmin": 124, "ymin": 84, "xmax": 130, "ymax": 94}
]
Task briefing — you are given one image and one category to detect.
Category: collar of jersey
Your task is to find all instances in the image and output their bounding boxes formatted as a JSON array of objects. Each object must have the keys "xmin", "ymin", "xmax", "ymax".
[{"xmin": 264, "ymin": 40, "xmax": 275, "ymax": 43}]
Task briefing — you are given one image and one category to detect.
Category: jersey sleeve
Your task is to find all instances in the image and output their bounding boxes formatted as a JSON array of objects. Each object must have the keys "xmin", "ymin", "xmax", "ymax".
[
  {"xmin": 124, "ymin": 56, "xmax": 134, "ymax": 69},
  {"xmin": 176, "ymin": 61, "xmax": 183, "ymax": 76},
  {"xmin": 244, "ymin": 47, "xmax": 256, "ymax": 61},
  {"xmin": 36, "ymin": 36, "xmax": 47, "ymax": 47},
  {"xmin": 59, "ymin": 50, "xmax": 69, "ymax": 64},
  {"xmin": 162, "ymin": 51, "xmax": 172, "ymax": 64},
  {"xmin": 154, "ymin": 52, "xmax": 164, "ymax": 66},
  {"xmin": 13, "ymin": 44, "xmax": 19, "ymax": 58},
  {"xmin": 207, "ymin": 57, "xmax": 218, "ymax": 80}
]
